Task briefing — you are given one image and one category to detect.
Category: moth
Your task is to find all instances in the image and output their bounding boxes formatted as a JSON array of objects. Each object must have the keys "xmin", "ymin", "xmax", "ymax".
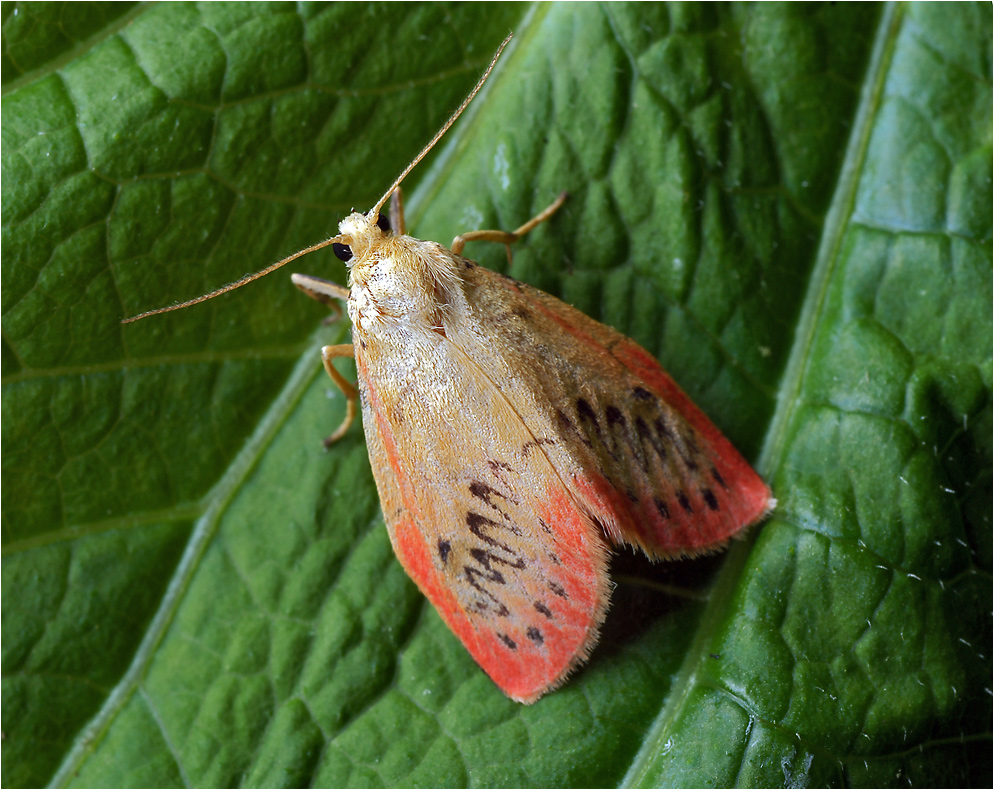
[{"xmin": 125, "ymin": 36, "xmax": 773, "ymax": 703}]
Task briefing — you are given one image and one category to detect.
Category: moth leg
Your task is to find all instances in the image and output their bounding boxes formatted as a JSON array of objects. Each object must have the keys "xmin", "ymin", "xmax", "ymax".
[
  {"xmin": 292, "ymin": 272, "xmax": 350, "ymax": 323},
  {"xmin": 290, "ymin": 273, "xmax": 358, "ymax": 445},
  {"xmin": 389, "ymin": 188, "xmax": 406, "ymax": 235},
  {"xmin": 291, "ymin": 272, "xmax": 349, "ymax": 303},
  {"xmin": 320, "ymin": 343, "xmax": 359, "ymax": 446},
  {"xmin": 451, "ymin": 191, "xmax": 568, "ymax": 258}
]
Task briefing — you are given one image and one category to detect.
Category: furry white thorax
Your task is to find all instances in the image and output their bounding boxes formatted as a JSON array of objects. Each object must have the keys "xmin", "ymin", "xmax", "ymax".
[{"xmin": 343, "ymin": 211, "xmax": 464, "ymax": 333}]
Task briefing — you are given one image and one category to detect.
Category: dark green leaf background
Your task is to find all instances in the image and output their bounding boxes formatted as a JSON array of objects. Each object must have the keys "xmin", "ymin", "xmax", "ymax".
[{"xmin": 3, "ymin": 3, "xmax": 990, "ymax": 787}]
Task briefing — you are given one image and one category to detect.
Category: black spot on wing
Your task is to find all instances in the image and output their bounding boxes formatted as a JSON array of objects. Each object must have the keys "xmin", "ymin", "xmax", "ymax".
[
  {"xmin": 604, "ymin": 403, "xmax": 638, "ymax": 468},
  {"xmin": 549, "ymin": 581, "xmax": 568, "ymax": 598},
  {"xmin": 577, "ymin": 398, "xmax": 621, "ymax": 461},
  {"xmin": 556, "ymin": 408, "xmax": 592, "ymax": 448},
  {"xmin": 437, "ymin": 540, "xmax": 451, "ymax": 563},
  {"xmin": 487, "ymin": 459, "xmax": 513, "ymax": 475},
  {"xmin": 656, "ymin": 417, "xmax": 698, "ymax": 470},
  {"xmin": 467, "ymin": 549, "xmax": 510, "ymax": 583},
  {"xmin": 468, "ymin": 481, "xmax": 516, "ymax": 514},
  {"xmin": 703, "ymin": 488, "xmax": 720, "ymax": 511},
  {"xmin": 576, "ymin": 398, "xmax": 600, "ymax": 430},
  {"xmin": 470, "ymin": 597, "xmax": 510, "ymax": 617},
  {"xmin": 677, "ymin": 491, "xmax": 693, "ymax": 513},
  {"xmin": 632, "ymin": 386, "xmax": 655, "ymax": 401},
  {"xmin": 711, "ymin": 466, "xmax": 728, "ymax": 489},
  {"xmin": 576, "ymin": 398, "xmax": 597, "ymax": 426},
  {"xmin": 522, "ymin": 437, "xmax": 556, "ymax": 456},
  {"xmin": 606, "ymin": 405, "xmax": 625, "ymax": 426},
  {"xmin": 466, "ymin": 512, "xmax": 523, "ymax": 546},
  {"xmin": 464, "ymin": 563, "xmax": 506, "ymax": 591},
  {"xmin": 654, "ymin": 497, "xmax": 670, "ymax": 520},
  {"xmin": 635, "ymin": 416, "xmax": 667, "ymax": 461},
  {"xmin": 498, "ymin": 633, "xmax": 517, "ymax": 650},
  {"xmin": 654, "ymin": 417, "xmax": 676, "ymax": 442},
  {"xmin": 526, "ymin": 627, "xmax": 544, "ymax": 645},
  {"xmin": 534, "ymin": 601, "xmax": 553, "ymax": 618}
]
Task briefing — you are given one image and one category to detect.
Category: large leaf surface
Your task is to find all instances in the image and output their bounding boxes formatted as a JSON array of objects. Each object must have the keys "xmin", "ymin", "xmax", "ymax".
[{"xmin": 2, "ymin": 3, "xmax": 990, "ymax": 787}]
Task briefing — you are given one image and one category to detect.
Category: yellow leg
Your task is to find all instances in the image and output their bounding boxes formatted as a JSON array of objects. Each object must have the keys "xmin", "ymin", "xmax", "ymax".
[
  {"xmin": 320, "ymin": 343, "xmax": 358, "ymax": 447},
  {"xmin": 291, "ymin": 273, "xmax": 358, "ymax": 445},
  {"xmin": 451, "ymin": 191, "xmax": 569, "ymax": 258}
]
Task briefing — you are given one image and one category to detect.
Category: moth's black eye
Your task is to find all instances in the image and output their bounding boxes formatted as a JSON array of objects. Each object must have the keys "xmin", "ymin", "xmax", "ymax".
[
  {"xmin": 332, "ymin": 242, "xmax": 353, "ymax": 262},
  {"xmin": 375, "ymin": 212, "xmax": 390, "ymax": 232}
]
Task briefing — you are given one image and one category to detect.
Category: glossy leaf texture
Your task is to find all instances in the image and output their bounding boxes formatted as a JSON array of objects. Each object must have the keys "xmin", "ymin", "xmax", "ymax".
[{"xmin": 2, "ymin": 3, "xmax": 990, "ymax": 787}]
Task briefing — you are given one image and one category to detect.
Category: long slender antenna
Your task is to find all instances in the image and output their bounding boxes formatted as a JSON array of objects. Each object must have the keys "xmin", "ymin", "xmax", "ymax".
[
  {"xmin": 122, "ymin": 33, "xmax": 513, "ymax": 324},
  {"xmin": 121, "ymin": 236, "xmax": 342, "ymax": 323},
  {"xmin": 370, "ymin": 33, "xmax": 512, "ymax": 217}
]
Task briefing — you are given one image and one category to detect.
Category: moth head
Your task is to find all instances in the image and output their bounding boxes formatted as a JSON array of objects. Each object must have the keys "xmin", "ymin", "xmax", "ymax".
[{"xmin": 332, "ymin": 210, "xmax": 393, "ymax": 267}]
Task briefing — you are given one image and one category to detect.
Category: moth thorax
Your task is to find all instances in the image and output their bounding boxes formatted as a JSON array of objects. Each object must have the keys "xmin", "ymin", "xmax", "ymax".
[{"xmin": 348, "ymin": 241, "xmax": 461, "ymax": 330}]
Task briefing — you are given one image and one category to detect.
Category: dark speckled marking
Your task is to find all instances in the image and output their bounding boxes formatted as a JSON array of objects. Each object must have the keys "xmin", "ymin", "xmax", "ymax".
[
  {"xmin": 711, "ymin": 466, "xmax": 728, "ymax": 489},
  {"xmin": 703, "ymin": 488, "xmax": 720, "ymax": 511},
  {"xmin": 534, "ymin": 601, "xmax": 553, "ymax": 618},
  {"xmin": 549, "ymin": 581, "xmax": 568, "ymax": 598},
  {"xmin": 632, "ymin": 386, "xmax": 655, "ymax": 401},
  {"xmin": 677, "ymin": 491, "xmax": 693, "ymax": 513},
  {"xmin": 526, "ymin": 627, "xmax": 544, "ymax": 644},
  {"xmin": 498, "ymin": 633, "xmax": 517, "ymax": 650}
]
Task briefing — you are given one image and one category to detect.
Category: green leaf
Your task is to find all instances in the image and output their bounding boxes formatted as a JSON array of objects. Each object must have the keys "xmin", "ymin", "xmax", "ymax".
[{"xmin": 3, "ymin": 3, "xmax": 990, "ymax": 787}]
